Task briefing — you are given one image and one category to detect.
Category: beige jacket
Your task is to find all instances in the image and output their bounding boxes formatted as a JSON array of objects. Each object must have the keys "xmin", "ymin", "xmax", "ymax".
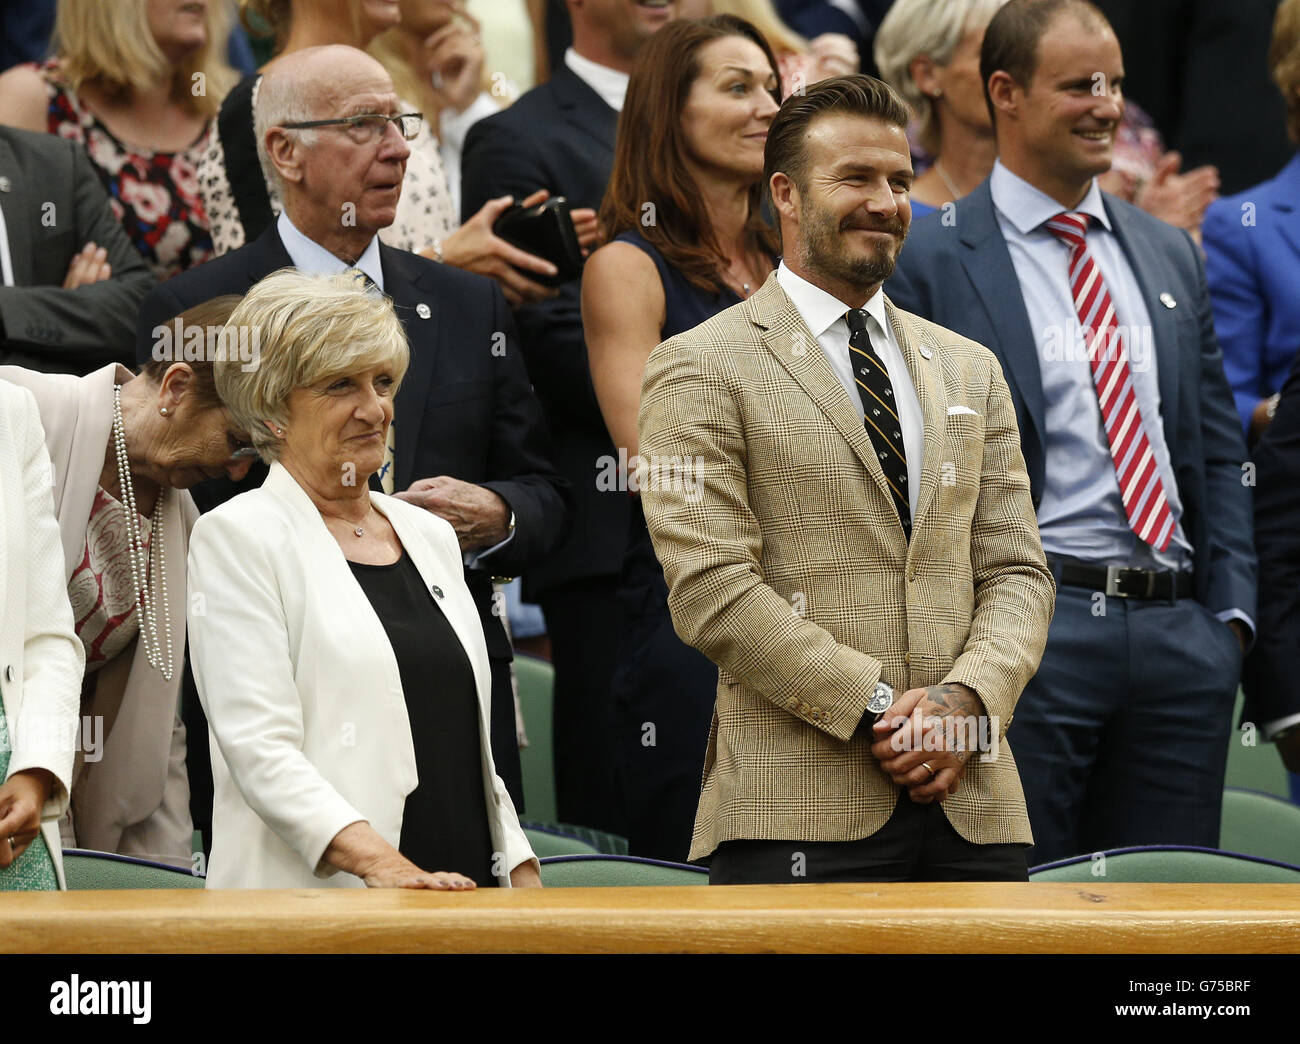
[
  {"xmin": 638, "ymin": 275, "xmax": 1056, "ymax": 861},
  {"xmin": 0, "ymin": 364, "xmax": 195, "ymax": 866}
]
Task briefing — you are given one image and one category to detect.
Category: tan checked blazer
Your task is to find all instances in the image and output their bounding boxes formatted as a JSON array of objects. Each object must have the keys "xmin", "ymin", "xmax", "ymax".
[{"xmin": 638, "ymin": 273, "xmax": 1055, "ymax": 861}]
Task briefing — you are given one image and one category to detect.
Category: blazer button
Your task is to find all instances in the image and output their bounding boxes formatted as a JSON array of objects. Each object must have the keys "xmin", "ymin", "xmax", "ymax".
[{"xmin": 903, "ymin": 653, "xmax": 911, "ymax": 666}]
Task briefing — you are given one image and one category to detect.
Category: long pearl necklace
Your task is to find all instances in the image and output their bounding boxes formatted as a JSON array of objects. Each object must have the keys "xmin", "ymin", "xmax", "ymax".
[{"xmin": 113, "ymin": 386, "xmax": 173, "ymax": 681}]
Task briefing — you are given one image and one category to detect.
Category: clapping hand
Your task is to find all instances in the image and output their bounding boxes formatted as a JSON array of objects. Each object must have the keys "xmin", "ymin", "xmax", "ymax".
[
  {"xmin": 62, "ymin": 242, "xmax": 112, "ymax": 289},
  {"xmin": 423, "ymin": 2, "xmax": 485, "ymax": 115}
]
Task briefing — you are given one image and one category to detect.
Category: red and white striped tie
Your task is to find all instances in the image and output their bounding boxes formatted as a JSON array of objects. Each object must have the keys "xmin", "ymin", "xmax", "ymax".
[{"xmin": 1044, "ymin": 212, "xmax": 1174, "ymax": 551}]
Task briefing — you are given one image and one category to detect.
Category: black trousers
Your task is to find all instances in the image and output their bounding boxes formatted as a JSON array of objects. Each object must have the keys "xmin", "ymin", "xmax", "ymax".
[
  {"xmin": 538, "ymin": 576, "xmax": 627, "ymax": 835},
  {"xmin": 708, "ymin": 794, "xmax": 1029, "ymax": 884}
]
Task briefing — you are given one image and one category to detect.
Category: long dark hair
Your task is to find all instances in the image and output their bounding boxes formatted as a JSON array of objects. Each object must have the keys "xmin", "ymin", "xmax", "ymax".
[{"xmin": 598, "ymin": 15, "xmax": 781, "ymax": 295}]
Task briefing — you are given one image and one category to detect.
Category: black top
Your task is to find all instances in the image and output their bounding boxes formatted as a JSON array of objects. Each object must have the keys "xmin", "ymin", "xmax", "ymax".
[{"xmin": 348, "ymin": 551, "xmax": 497, "ymax": 886}]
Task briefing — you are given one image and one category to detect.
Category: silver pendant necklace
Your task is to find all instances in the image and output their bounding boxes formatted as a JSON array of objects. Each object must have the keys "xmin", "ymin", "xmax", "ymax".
[
  {"xmin": 933, "ymin": 159, "xmax": 962, "ymax": 201},
  {"xmin": 112, "ymin": 386, "xmax": 173, "ymax": 681}
]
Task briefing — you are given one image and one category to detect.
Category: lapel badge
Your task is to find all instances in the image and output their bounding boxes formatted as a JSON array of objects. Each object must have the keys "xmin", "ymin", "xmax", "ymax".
[
  {"xmin": 918, "ymin": 344, "xmax": 934, "ymax": 360},
  {"xmin": 416, "ymin": 302, "xmax": 431, "ymax": 319},
  {"xmin": 0, "ymin": 177, "xmax": 11, "ymax": 193},
  {"xmin": 430, "ymin": 584, "xmax": 444, "ymax": 599},
  {"xmin": 1159, "ymin": 292, "xmax": 1177, "ymax": 309}
]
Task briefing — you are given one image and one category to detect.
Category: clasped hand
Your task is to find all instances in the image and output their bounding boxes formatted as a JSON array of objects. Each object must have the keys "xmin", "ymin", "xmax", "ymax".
[
  {"xmin": 394, "ymin": 475, "xmax": 510, "ymax": 551},
  {"xmin": 870, "ymin": 682, "xmax": 981, "ymax": 804}
]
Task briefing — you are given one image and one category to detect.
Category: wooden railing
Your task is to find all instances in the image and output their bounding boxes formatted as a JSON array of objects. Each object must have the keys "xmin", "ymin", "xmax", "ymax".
[{"xmin": 3, "ymin": 883, "xmax": 1300, "ymax": 953}]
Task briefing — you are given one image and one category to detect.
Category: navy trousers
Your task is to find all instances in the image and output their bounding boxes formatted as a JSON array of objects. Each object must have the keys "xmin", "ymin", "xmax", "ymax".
[{"xmin": 1010, "ymin": 583, "xmax": 1241, "ymax": 866}]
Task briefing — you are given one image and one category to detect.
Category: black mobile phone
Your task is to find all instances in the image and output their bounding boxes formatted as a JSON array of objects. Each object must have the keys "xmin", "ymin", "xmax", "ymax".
[{"xmin": 492, "ymin": 196, "xmax": 585, "ymax": 288}]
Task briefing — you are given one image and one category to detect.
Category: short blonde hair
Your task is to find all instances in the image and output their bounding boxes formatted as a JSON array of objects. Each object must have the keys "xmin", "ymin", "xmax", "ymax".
[
  {"xmin": 54, "ymin": 0, "xmax": 236, "ymax": 118},
  {"xmin": 217, "ymin": 269, "xmax": 410, "ymax": 463},
  {"xmin": 874, "ymin": 0, "xmax": 1008, "ymax": 155},
  {"xmin": 1272, "ymin": 0, "xmax": 1300, "ymax": 143}
]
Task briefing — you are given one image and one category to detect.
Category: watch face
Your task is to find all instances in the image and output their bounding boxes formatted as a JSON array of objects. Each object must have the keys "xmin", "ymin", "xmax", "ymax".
[{"xmin": 867, "ymin": 685, "xmax": 893, "ymax": 715}]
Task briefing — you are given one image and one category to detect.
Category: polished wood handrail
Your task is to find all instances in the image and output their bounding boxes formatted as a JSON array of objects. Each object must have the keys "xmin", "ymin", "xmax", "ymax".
[{"xmin": 3, "ymin": 883, "xmax": 1299, "ymax": 953}]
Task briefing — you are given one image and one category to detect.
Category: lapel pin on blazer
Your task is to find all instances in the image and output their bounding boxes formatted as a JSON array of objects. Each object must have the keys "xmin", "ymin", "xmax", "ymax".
[
  {"xmin": 416, "ymin": 303, "xmax": 431, "ymax": 319},
  {"xmin": 430, "ymin": 584, "xmax": 444, "ymax": 599},
  {"xmin": 1159, "ymin": 292, "xmax": 1177, "ymax": 309},
  {"xmin": 0, "ymin": 177, "xmax": 10, "ymax": 193},
  {"xmin": 918, "ymin": 344, "xmax": 934, "ymax": 360}
]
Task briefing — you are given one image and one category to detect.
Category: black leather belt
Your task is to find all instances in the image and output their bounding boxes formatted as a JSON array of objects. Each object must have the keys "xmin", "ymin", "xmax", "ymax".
[{"xmin": 1048, "ymin": 556, "xmax": 1193, "ymax": 601}]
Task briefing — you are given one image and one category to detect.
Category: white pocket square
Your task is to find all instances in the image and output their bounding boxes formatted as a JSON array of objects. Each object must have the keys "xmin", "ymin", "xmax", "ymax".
[{"xmin": 947, "ymin": 405, "xmax": 979, "ymax": 417}]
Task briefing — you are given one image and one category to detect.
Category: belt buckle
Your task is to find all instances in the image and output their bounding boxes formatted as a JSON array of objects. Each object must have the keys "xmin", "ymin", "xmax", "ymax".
[{"xmin": 1104, "ymin": 565, "xmax": 1155, "ymax": 599}]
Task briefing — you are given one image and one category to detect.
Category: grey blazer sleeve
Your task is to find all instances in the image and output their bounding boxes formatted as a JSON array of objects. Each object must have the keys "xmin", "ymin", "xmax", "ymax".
[{"xmin": 0, "ymin": 136, "xmax": 155, "ymax": 369}]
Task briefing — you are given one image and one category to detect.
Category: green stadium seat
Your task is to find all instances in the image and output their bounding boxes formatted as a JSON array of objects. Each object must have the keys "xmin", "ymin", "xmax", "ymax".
[
  {"xmin": 524, "ymin": 826, "xmax": 600, "ymax": 857},
  {"xmin": 1029, "ymin": 845, "xmax": 1300, "ymax": 883},
  {"xmin": 62, "ymin": 849, "xmax": 205, "ymax": 890},
  {"xmin": 1219, "ymin": 787, "xmax": 1300, "ymax": 866},
  {"xmin": 514, "ymin": 654, "xmax": 557, "ymax": 824},
  {"xmin": 539, "ymin": 854, "xmax": 708, "ymax": 887},
  {"xmin": 1224, "ymin": 690, "xmax": 1293, "ymax": 801}
]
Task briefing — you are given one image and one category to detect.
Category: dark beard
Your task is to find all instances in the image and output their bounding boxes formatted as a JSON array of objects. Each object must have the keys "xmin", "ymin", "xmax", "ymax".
[{"xmin": 801, "ymin": 205, "xmax": 905, "ymax": 289}]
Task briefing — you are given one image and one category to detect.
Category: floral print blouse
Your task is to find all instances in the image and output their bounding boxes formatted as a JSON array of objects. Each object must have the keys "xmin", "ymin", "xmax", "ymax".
[{"xmin": 35, "ymin": 59, "xmax": 214, "ymax": 280}]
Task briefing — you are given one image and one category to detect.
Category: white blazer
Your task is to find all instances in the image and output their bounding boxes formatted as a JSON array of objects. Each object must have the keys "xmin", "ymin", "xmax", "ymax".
[
  {"xmin": 187, "ymin": 461, "xmax": 537, "ymax": 889},
  {"xmin": 0, "ymin": 364, "xmax": 195, "ymax": 864},
  {"xmin": 0, "ymin": 380, "xmax": 85, "ymax": 889}
]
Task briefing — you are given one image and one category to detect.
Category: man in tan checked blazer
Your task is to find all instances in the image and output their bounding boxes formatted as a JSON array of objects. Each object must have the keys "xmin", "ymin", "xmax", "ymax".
[{"xmin": 637, "ymin": 76, "xmax": 1056, "ymax": 884}]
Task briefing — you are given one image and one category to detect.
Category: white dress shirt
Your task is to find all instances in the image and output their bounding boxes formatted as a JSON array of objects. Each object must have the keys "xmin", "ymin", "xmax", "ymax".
[
  {"xmin": 564, "ymin": 47, "xmax": 630, "ymax": 112},
  {"xmin": 777, "ymin": 261, "xmax": 923, "ymax": 518},
  {"xmin": 276, "ymin": 211, "xmax": 384, "ymax": 289},
  {"xmin": 0, "ymin": 195, "xmax": 14, "ymax": 287}
]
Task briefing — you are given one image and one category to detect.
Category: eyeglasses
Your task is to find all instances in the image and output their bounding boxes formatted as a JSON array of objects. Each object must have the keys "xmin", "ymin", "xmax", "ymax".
[{"xmin": 279, "ymin": 113, "xmax": 424, "ymax": 144}]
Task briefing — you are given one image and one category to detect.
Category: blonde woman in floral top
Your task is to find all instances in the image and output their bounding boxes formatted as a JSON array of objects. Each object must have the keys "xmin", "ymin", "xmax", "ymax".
[{"xmin": 0, "ymin": 0, "xmax": 237, "ymax": 281}]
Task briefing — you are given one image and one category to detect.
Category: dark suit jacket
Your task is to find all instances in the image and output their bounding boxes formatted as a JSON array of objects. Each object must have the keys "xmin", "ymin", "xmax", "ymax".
[
  {"xmin": 460, "ymin": 63, "xmax": 627, "ymax": 598},
  {"xmin": 887, "ymin": 179, "xmax": 1256, "ymax": 618},
  {"xmin": 1244, "ymin": 345, "xmax": 1300, "ymax": 727},
  {"xmin": 0, "ymin": 126, "xmax": 154, "ymax": 373},
  {"xmin": 133, "ymin": 223, "xmax": 569, "ymax": 660}
]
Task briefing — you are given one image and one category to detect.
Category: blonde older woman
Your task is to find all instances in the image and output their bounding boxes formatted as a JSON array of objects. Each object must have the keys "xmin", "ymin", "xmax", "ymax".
[
  {"xmin": 0, "ymin": 381, "xmax": 84, "ymax": 891},
  {"xmin": 874, "ymin": 0, "xmax": 1008, "ymax": 218},
  {"xmin": 0, "ymin": 0, "xmax": 237, "ymax": 279},
  {"xmin": 187, "ymin": 269, "xmax": 539, "ymax": 890},
  {"xmin": 0, "ymin": 296, "xmax": 256, "ymax": 865}
]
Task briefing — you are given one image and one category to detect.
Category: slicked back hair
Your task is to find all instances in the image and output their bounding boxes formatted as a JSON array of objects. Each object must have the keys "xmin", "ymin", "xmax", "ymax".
[
  {"xmin": 764, "ymin": 74, "xmax": 913, "ymax": 197},
  {"xmin": 979, "ymin": 0, "xmax": 1112, "ymax": 127}
]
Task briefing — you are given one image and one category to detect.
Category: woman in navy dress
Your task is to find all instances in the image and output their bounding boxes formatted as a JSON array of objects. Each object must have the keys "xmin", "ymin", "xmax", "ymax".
[{"xmin": 583, "ymin": 15, "xmax": 781, "ymax": 862}]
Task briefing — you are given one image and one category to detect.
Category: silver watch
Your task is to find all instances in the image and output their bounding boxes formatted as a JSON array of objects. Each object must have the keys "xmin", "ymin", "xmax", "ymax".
[{"xmin": 867, "ymin": 679, "xmax": 895, "ymax": 720}]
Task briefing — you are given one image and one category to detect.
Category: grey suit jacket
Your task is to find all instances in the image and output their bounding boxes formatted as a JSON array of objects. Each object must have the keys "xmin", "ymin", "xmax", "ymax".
[{"xmin": 0, "ymin": 126, "xmax": 153, "ymax": 374}]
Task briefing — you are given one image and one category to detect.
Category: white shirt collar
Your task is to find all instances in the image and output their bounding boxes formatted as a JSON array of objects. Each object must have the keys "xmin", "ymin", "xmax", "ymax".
[
  {"xmin": 0, "ymin": 197, "xmax": 13, "ymax": 287},
  {"xmin": 776, "ymin": 260, "xmax": 890, "ymax": 340},
  {"xmin": 276, "ymin": 211, "xmax": 385, "ymax": 291},
  {"xmin": 989, "ymin": 159, "xmax": 1111, "ymax": 236},
  {"xmin": 564, "ymin": 47, "xmax": 629, "ymax": 113}
]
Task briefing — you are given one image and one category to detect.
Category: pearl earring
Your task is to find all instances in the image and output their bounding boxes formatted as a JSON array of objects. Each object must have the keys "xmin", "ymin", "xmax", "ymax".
[
  {"xmin": 159, "ymin": 407, "xmax": 169, "ymax": 416},
  {"xmin": 275, "ymin": 427, "xmax": 285, "ymax": 436}
]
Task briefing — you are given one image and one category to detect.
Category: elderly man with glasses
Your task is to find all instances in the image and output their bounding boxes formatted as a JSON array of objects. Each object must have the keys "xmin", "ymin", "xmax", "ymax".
[{"xmin": 134, "ymin": 45, "xmax": 568, "ymax": 851}]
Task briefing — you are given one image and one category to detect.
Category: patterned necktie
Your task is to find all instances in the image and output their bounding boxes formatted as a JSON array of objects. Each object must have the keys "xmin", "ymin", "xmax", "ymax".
[
  {"xmin": 346, "ymin": 267, "xmax": 396, "ymax": 494},
  {"xmin": 844, "ymin": 308, "xmax": 910, "ymax": 531},
  {"xmin": 1043, "ymin": 212, "xmax": 1174, "ymax": 551}
]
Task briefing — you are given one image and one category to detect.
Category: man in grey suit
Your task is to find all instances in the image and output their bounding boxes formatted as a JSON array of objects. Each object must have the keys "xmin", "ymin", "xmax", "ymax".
[
  {"xmin": 0, "ymin": 125, "xmax": 152, "ymax": 374},
  {"xmin": 887, "ymin": 0, "xmax": 1256, "ymax": 865}
]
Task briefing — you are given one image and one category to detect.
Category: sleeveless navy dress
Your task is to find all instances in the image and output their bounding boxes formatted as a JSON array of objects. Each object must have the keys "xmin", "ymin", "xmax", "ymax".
[{"xmin": 611, "ymin": 229, "xmax": 760, "ymax": 862}]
